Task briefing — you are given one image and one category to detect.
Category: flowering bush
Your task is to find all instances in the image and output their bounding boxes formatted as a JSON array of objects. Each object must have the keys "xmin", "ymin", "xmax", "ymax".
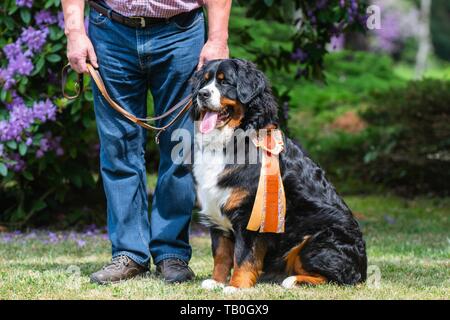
[
  {"xmin": 241, "ymin": 0, "xmax": 369, "ymax": 79},
  {"xmin": 1, "ymin": 0, "xmax": 101, "ymax": 226},
  {"xmin": 370, "ymin": 0, "xmax": 419, "ymax": 56}
]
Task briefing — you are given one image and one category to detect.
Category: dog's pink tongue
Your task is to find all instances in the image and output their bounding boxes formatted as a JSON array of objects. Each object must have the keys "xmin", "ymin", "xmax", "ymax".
[{"xmin": 199, "ymin": 111, "xmax": 218, "ymax": 134}]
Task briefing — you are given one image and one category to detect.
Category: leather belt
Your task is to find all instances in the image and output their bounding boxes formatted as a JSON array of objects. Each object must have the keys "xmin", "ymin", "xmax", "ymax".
[
  {"xmin": 88, "ymin": 1, "xmax": 197, "ymax": 28},
  {"xmin": 61, "ymin": 63, "xmax": 192, "ymax": 144}
]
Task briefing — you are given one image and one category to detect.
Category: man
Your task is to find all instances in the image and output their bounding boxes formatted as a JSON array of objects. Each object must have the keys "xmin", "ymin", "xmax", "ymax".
[{"xmin": 61, "ymin": 0, "xmax": 231, "ymax": 284}]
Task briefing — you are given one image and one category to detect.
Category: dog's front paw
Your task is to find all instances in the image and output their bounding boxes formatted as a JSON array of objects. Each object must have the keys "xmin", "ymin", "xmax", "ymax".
[
  {"xmin": 201, "ymin": 279, "xmax": 225, "ymax": 290},
  {"xmin": 281, "ymin": 276, "xmax": 298, "ymax": 289}
]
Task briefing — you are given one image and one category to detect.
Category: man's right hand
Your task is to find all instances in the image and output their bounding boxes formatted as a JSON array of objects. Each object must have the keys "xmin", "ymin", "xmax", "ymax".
[{"xmin": 66, "ymin": 31, "xmax": 98, "ymax": 74}]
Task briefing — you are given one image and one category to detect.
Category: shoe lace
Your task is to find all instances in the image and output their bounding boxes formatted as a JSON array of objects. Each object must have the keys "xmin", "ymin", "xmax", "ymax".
[
  {"xmin": 103, "ymin": 255, "xmax": 130, "ymax": 270},
  {"xmin": 163, "ymin": 258, "xmax": 191, "ymax": 271}
]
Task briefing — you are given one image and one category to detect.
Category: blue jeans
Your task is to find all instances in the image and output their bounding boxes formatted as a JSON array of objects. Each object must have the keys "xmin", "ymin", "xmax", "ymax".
[{"xmin": 88, "ymin": 7, "xmax": 205, "ymax": 266}]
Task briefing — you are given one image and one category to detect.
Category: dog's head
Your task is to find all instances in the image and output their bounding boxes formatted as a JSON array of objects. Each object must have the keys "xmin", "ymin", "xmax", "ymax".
[{"xmin": 191, "ymin": 59, "xmax": 278, "ymax": 134}]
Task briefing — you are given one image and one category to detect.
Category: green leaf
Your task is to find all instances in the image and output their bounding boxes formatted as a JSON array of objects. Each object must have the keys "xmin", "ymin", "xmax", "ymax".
[
  {"xmin": 0, "ymin": 163, "xmax": 7, "ymax": 177},
  {"xmin": 49, "ymin": 26, "xmax": 64, "ymax": 41},
  {"xmin": 1, "ymin": 89, "xmax": 8, "ymax": 102},
  {"xmin": 19, "ymin": 143, "xmax": 27, "ymax": 156},
  {"xmin": 44, "ymin": 0, "xmax": 54, "ymax": 9},
  {"xmin": 70, "ymin": 100, "xmax": 82, "ymax": 115},
  {"xmin": 18, "ymin": 80, "xmax": 27, "ymax": 95},
  {"xmin": 8, "ymin": 3, "xmax": 18, "ymax": 15},
  {"xmin": 4, "ymin": 17, "xmax": 15, "ymax": 30},
  {"xmin": 70, "ymin": 147, "xmax": 77, "ymax": 158},
  {"xmin": 6, "ymin": 141, "xmax": 17, "ymax": 150},
  {"xmin": 32, "ymin": 56, "xmax": 45, "ymax": 76},
  {"xmin": 32, "ymin": 199, "xmax": 47, "ymax": 212},
  {"xmin": 46, "ymin": 54, "xmax": 62, "ymax": 63},
  {"xmin": 50, "ymin": 43, "xmax": 64, "ymax": 52},
  {"xmin": 84, "ymin": 90, "xmax": 93, "ymax": 102},
  {"xmin": 72, "ymin": 175, "xmax": 82, "ymax": 188},
  {"xmin": 20, "ymin": 8, "xmax": 31, "ymax": 25},
  {"xmin": 82, "ymin": 114, "xmax": 92, "ymax": 128},
  {"xmin": 263, "ymin": 0, "xmax": 274, "ymax": 6},
  {"xmin": 23, "ymin": 171, "xmax": 34, "ymax": 181}
]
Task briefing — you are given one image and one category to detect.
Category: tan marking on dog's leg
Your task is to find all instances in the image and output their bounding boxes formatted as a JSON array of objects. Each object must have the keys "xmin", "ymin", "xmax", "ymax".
[
  {"xmin": 212, "ymin": 236, "xmax": 234, "ymax": 284},
  {"xmin": 229, "ymin": 240, "xmax": 266, "ymax": 289}
]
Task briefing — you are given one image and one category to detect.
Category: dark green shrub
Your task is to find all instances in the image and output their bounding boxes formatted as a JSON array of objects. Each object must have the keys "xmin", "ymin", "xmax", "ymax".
[
  {"xmin": 431, "ymin": 0, "xmax": 450, "ymax": 61},
  {"xmin": 361, "ymin": 79, "xmax": 450, "ymax": 195}
]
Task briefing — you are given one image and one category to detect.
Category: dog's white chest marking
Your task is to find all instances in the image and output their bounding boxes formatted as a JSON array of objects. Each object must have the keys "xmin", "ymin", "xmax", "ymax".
[{"xmin": 193, "ymin": 128, "xmax": 234, "ymax": 233}]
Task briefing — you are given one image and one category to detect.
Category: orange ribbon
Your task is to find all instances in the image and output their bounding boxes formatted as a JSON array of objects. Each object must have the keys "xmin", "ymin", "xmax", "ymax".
[{"xmin": 247, "ymin": 129, "xmax": 286, "ymax": 233}]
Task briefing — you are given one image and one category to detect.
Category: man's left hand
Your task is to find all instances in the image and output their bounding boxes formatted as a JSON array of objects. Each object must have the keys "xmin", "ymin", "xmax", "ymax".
[{"xmin": 197, "ymin": 39, "xmax": 229, "ymax": 70}]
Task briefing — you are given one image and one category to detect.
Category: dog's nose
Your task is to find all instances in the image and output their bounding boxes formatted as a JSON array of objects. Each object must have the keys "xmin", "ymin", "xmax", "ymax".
[{"xmin": 198, "ymin": 89, "xmax": 211, "ymax": 100}]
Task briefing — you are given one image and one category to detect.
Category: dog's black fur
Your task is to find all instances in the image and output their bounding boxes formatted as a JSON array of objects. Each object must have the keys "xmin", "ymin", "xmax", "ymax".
[{"xmin": 191, "ymin": 59, "xmax": 367, "ymax": 287}]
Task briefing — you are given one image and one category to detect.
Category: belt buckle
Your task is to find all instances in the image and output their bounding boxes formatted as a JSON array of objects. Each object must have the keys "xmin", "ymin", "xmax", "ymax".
[{"xmin": 130, "ymin": 16, "xmax": 145, "ymax": 28}]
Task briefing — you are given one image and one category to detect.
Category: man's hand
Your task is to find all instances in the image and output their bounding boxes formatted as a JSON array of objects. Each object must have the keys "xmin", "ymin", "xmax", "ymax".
[
  {"xmin": 62, "ymin": 0, "xmax": 97, "ymax": 73},
  {"xmin": 66, "ymin": 31, "xmax": 98, "ymax": 74},
  {"xmin": 199, "ymin": 0, "xmax": 231, "ymax": 70},
  {"xmin": 198, "ymin": 39, "xmax": 229, "ymax": 70}
]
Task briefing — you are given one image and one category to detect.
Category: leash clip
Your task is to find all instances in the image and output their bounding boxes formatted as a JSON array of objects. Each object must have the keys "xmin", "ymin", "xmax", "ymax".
[{"xmin": 155, "ymin": 130, "xmax": 164, "ymax": 144}]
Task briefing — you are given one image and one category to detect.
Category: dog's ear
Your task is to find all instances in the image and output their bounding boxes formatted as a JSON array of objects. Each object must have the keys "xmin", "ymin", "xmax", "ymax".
[
  {"xmin": 234, "ymin": 59, "xmax": 267, "ymax": 104},
  {"xmin": 190, "ymin": 68, "xmax": 204, "ymax": 95},
  {"xmin": 189, "ymin": 67, "xmax": 205, "ymax": 120}
]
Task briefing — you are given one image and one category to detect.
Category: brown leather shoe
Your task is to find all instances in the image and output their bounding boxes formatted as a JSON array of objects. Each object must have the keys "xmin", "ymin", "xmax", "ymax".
[
  {"xmin": 155, "ymin": 258, "xmax": 195, "ymax": 283},
  {"xmin": 90, "ymin": 255, "xmax": 148, "ymax": 285}
]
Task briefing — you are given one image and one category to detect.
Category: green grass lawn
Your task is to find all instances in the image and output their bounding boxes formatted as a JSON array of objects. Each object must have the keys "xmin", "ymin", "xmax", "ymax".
[{"xmin": 0, "ymin": 195, "xmax": 448, "ymax": 300}]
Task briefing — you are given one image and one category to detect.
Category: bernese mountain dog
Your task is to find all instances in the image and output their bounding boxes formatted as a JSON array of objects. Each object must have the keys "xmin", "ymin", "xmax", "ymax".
[{"xmin": 190, "ymin": 58, "xmax": 367, "ymax": 293}]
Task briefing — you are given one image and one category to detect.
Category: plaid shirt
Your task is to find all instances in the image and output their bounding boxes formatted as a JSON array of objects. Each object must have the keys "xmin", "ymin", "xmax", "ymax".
[{"xmin": 104, "ymin": 0, "xmax": 204, "ymax": 18}]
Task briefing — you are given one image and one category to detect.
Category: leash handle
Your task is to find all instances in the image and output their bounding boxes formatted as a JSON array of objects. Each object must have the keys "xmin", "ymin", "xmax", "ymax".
[
  {"xmin": 61, "ymin": 63, "xmax": 84, "ymax": 100},
  {"xmin": 61, "ymin": 62, "xmax": 193, "ymax": 144}
]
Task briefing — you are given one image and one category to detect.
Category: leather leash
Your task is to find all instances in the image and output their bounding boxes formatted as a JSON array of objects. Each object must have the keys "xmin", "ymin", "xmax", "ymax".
[{"xmin": 61, "ymin": 63, "xmax": 193, "ymax": 143}]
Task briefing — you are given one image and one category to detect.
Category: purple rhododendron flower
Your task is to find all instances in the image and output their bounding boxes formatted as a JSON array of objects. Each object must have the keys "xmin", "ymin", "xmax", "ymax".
[
  {"xmin": 19, "ymin": 27, "xmax": 49, "ymax": 53},
  {"xmin": 330, "ymin": 35, "xmax": 345, "ymax": 51},
  {"xmin": 35, "ymin": 132, "xmax": 64, "ymax": 158},
  {"xmin": 36, "ymin": 149, "xmax": 44, "ymax": 158},
  {"xmin": 3, "ymin": 42, "xmax": 22, "ymax": 60},
  {"xmin": 291, "ymin": 48, "xmax": 308, "ymax": 63},
  {"xmin": 0, "ymin": 97, "xmax": 57, "ymax": 143},
  {"xmin": 35, "ymin": 10, "xmax": 57, "ymax": 26},
  {"xmin": 33, "ymin": 99, "xmax": 57, "ymax": 122},
  {"xmin": 6, "ymin": 153, "xmax": 26, "ymax": 172},
  {"xmin": 0, "ymin": 26, "xmax": 49, "ymax": 90},
  {"xmin": 10, "ymin": 52, "xmax": 34, "ymax": 76},
  {"xmin": 57, "ymin": 11, "xmax": 65, "ymax": 29},
  {"xmin": 371, "ymin": 0, "xmax": 420, "ymax": 54},
  {"xmin": 316, "ymin": 0, "xmax": 328, "ymax": 10},
  {"xmin": 39, "ymin": 138, "xmax": 50, "ymax": 153},
  {"xmin": 0, "ymin": 68, "xmax": 17, "ymax": 90},
  {"xmin": 1, "ymin": 98, "xmax": 34, "ymax": 141},
  {"xmin": 8, "ymin": 92, "xmax": 26, "ymax": 111},
  {"xmin": 16, "ymin": 0, "xmax": 33, "ymax": 8}
]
